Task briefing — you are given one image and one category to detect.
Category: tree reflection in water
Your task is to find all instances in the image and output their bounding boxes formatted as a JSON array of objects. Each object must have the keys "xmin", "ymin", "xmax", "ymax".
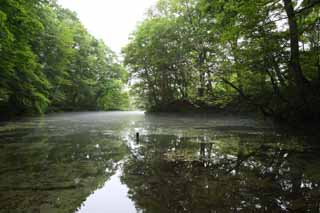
[
  {"xmin": 121, "ymin": 134, "xmax": 320, "ymax": 212},
  {"xmin": 1, "ymin": 112, "xmax": 320, "ymax": 212},
  {"xmin": 0, "ymin": 132, "xmax": 128, "ymax": 212}
]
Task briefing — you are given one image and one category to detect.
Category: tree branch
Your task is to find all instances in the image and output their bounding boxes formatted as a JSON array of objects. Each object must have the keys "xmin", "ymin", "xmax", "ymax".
[{"xmin": 295, "ymin": 1, "xmax": 320, "ymax": 15}]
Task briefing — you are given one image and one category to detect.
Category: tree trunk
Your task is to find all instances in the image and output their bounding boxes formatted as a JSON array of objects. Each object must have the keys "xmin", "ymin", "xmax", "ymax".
[
  {"xmin": 144, "ymin": 67, "xmax": 158, "ymax": 106},
  {"xmin": 230, "ymin": 40, "xmax": 243, "ymax": 91},
  {"xmin": 197, "ymin": 50, "xmax": 206, "ymax": 97},
  {"xmin": 272, "ymin": 55, "xmax": 287, "ymax": 88},
  {"xmin": 283, "ymin": 0, "xmax": 309, "ymax": 95}
]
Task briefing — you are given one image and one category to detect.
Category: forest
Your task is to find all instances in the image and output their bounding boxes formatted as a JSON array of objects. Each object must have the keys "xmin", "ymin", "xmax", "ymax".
[
  {"xmin": 0, "ymin": 0, "xmax": 129, "ymax": 116},
  {"xmin": 1, "ymin": 0, "xmax": 320, "ymax": 123},
  {"xmin": 124, "ymin": 0, "xmax": 320, "ymax": 122}
]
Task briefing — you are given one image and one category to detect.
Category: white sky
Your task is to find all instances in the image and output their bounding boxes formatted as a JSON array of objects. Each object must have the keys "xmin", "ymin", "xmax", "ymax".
[{"xmin": 57, "ymin": 0, "xmax": 158, "ymax": 54}]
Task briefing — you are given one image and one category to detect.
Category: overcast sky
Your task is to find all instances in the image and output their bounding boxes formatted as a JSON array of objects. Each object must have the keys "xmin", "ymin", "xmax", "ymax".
[{"xmin": 57, "ymin": 0, "xmax": 158, "ymax": 54}]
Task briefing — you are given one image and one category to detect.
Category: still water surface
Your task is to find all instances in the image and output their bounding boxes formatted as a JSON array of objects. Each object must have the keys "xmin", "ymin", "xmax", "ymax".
[{"xmin": 0, "ymin": 111, "xmax": 319, "ymax": 212}]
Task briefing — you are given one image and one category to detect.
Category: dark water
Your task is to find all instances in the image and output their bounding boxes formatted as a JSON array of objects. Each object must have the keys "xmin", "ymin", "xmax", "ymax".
[{"xmin": 0, "ymin": 112, "xmax": 319, "ymax": 212}]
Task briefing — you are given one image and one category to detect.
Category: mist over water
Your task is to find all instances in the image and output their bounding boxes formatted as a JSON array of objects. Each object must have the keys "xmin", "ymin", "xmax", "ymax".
[{"xmin": 0, "ymin": 111, "xmax": 319, "ymax": 212}]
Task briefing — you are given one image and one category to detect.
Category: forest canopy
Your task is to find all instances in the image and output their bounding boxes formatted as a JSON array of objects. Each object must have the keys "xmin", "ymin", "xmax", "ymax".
[
  {"xmin": 1, "ymin": 0, "xmax": 319, "ymax": 122},
  {"xmin": 124, "ymin": 0, "xmax": 320, "ymax": 122},
  {"xmin": 0, "ymin": 0, "xmax": 129, "ymax": 115}
]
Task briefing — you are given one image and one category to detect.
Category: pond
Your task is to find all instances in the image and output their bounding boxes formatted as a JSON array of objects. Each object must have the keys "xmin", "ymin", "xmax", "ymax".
[{"xmin": 0, "ymin": 111, "xmax": 319, "ymax": 212}]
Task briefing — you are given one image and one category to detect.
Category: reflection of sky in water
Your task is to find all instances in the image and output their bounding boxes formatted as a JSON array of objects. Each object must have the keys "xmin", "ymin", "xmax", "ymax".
[
  {"xmin": 0, "ymin": 111, "xmax": 319, "ymax": 212},
  {"xmin": 77, "ymin": 169, "xmax": 136, "ymax": 213}
]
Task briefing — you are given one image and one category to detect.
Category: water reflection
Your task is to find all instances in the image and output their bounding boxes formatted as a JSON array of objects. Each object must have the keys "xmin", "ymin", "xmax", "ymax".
[
  {"xmin": 0, "ymin": 133, "xmax": 128, "ymax": 212},
  {"xmin": 0, "ymin": 112, "xmax": 319, "ymax": 212},
  {"xmin": 0, "ymin": 112, "xmax": 142, "ymax": 212},
  {"xmin": 122, "ymin": 134, "xmax": 320, "ymax": 212},
  {"xmin": 77, "ymin": 169, "xmax": 136, "ymax": 213}
]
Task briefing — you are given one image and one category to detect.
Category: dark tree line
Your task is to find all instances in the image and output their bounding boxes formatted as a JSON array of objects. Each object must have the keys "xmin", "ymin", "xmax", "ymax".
[
  {"xmin": 124, "ymin": 0, "xmax": 320, "ymax": 122},
  {"xmin": 0, "ymin": 0, "xmax": 129, "ymax": 115}
]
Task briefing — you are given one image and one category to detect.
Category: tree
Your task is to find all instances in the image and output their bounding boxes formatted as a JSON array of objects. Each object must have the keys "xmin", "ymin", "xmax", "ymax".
[
  {"xmin": 124, "ymin": 0, "xmax": 320, "ymax": 122},
  {"xmin": 0, "ymin": 0, "xmax": 129, "ymax": 115}
]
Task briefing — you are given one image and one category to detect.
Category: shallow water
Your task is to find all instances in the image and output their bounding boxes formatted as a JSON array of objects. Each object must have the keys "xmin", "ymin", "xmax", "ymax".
[{"xmin": 0, "ymin": 111, "xmax": 319, "ymax": 212}]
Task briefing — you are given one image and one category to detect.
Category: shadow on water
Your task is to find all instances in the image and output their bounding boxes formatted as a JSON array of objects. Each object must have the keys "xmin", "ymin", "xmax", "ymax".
[{"xmin": 0, "ymin": 112, "xmax": 319, "ymax": 212}]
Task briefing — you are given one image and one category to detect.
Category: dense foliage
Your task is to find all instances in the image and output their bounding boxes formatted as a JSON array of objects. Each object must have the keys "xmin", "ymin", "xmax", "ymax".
[
  {"xmin": 124, "ymin": 0, "xmax": 320, "ymax": 122},
  {"xmin": 0, "ymin": 0, "xmax": 129, "ymax": 115}
]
